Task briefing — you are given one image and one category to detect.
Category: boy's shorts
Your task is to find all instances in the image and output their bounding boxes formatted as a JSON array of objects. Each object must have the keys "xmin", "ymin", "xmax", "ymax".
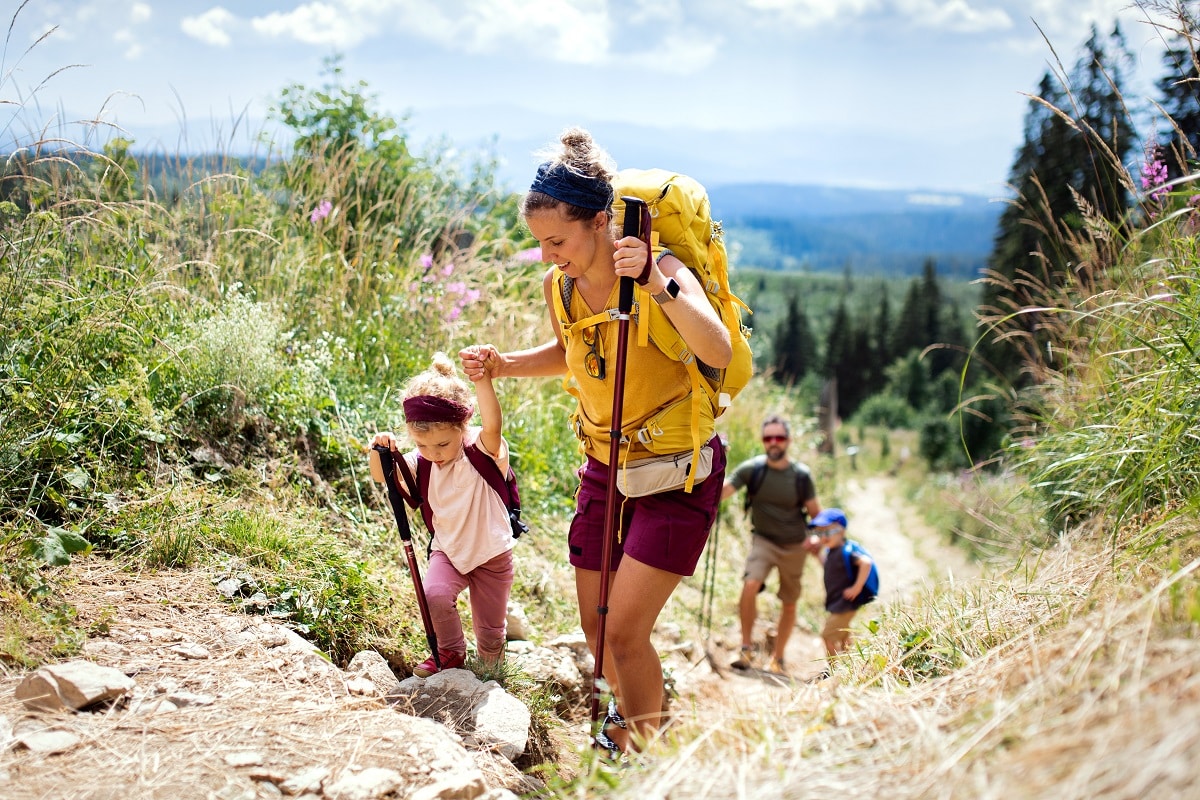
[
  {"xmin": 742, "ymin": 535, "xmax": 810, "ymax": 603},
  {"xmin": 568, "ymin": 435, "xmax": 726, "ymax": 577}
]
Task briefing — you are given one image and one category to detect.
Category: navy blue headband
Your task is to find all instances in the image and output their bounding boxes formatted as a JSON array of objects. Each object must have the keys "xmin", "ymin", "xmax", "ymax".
[{"xmin": 529, "ymin": 161, "xmax": 613, "ymax": 211}]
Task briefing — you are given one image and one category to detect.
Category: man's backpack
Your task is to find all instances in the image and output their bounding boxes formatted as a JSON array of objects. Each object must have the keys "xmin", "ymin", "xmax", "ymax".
[
  {"xmin": 744, "ymin": 456, "xmax": 813, "ymax": 515},
  {"xmin": 396, "ymin": 444, "xmax": 528, "ymax": 541},
  {"xmin": 551, "ymin": 168, "xmax": 754, "ymax": 491},
  {"xmin": 843, "ymin": 540, "xmax": 880, "ymax": 606}
]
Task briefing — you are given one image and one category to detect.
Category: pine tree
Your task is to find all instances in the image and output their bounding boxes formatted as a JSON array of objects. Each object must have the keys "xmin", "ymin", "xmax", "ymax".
[
  {"xmin": 772, "ymin": 294, "xmax": 816, "ymax": 385},
  {"xmin": 1156, "ymin": 4, "xmax": 1200, "ymax": 179},
  {"xmin": 891, "ymin": 278, "xmax": 926, "ymax": 360},
  {"xmin": 981, "ymin": 23, "xmax": 1136, "ymax": 384}
]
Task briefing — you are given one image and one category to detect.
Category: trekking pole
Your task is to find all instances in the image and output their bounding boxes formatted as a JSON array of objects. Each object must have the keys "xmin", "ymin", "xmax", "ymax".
[
  {"xmin": 590, "ymin": 196, "xmax": 650, "ymax": 727},
  {"xmin": 371, "ymin": 444, "xmax": 440, "ymax": 671}
]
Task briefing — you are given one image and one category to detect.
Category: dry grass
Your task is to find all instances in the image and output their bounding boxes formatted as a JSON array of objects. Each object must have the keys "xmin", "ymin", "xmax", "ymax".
[{"xmin": 594, "ymin": 518, "xmax": 1200, "ymax": 800}]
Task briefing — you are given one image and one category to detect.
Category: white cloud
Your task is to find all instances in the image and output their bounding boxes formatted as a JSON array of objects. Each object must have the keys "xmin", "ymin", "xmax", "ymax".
[
  {"xmin": 113, "ymin": 27, "xmax": 144, "ymax": 60},
  {"xmin": 742, "ymin": 0, "xmax": 884, "ymax": 28},
  {"xmin": 627, "ymin": 31, "xmax": 721, "ymax": 75},
  {"xmin": 462, "ymin": 0, "xmax": 610, "ymax": 63},
  {"xmin": 898, "ymin": 0, "xmax": 1012, "ymax": 33},
  {"xmin": 740, "ymin": 0, "xmax": 1014, "ymax": 33},
  {"xmin": 182, "ymin": 7, "xmax": 237, "ymax": 48},
  {"xmin": 251, "ymin": 2, "xmax": 373, "ymax": 48},
  {"xmin": 130, "ymin": 3, "xmax": 152, "ymax": 24}
]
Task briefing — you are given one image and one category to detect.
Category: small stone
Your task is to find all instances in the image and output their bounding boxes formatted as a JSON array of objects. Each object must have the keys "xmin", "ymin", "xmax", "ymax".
[
  {"xmin": 279, "ymin": 766, "xmax": 330, "ymax": 795},
  {"xmin": 82, "ymin": 640, "xmax": 131, "ymax": 659},
  {"xmin": 166, "ymin": 690, "xmax": 215, "ymax": 707},
  {"xmin": 168, "ymin": 642, "xmax": 211, "ymax": 659},
  {"xmin": 216, "ymin": 578, "xmax": 243, "ymax": 598},
  {"xmin": 14, "ymin": 728, "xmax": 81, "ymax": 754},
  {"xmin": 149, "ymin": 627, "xmax": 184, "ymax": 642},
  {"xmin": 16, "ymin": 661, "xmax": 135, "ymax": 711},
  {"xmin": 324, "ymin": 767, "xmax": 401, "ymax": 800},
  {"xmin": 224, "ymin": 750, "xmax": 265, "ymax": 767}
]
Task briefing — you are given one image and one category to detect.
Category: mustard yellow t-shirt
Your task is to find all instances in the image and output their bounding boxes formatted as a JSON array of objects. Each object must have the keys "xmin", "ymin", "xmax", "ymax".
[{"xmin": 563, "ymin": 280, "xmax": 691, "ymax": 464}]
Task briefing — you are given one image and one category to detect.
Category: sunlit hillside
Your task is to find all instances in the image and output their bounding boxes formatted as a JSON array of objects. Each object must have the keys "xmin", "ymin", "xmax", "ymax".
[{"xmin": 4, "ymin": 2, "xmax": 1200, "ymax": 798}]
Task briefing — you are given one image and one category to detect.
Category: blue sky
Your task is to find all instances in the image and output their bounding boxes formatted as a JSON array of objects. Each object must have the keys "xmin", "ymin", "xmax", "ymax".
[{"xmin": 2, "ymin": 1, "xmax": 1170, "ymax": 197}]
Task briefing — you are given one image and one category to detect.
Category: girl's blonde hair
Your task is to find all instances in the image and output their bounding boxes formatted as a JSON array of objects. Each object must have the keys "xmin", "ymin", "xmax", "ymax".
[{"xmin": 402, "ymin": 352, "xmax": 474, "ymax": 433}]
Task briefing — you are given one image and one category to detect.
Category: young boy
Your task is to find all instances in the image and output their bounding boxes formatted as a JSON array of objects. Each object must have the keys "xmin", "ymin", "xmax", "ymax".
[{"xmin": 808, "ymin": 508, "xmax": 877, "ymax": 675}]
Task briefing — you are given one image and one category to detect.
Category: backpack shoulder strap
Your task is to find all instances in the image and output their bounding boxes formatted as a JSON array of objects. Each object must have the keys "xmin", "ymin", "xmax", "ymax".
[
  {"xmin": 743, "ymin": 455, "xmax": 769, "ymax": 512},
  {"xmin": 463, "ymin": 444, "xmax": 514, "ymax": 508},
  {"xmin": 464, "ymin": 444, "xmax": 528, "ymax": 538},
  {"xmin": 415, "ymin": 456, "xmax": 436, "ymax": 534}
]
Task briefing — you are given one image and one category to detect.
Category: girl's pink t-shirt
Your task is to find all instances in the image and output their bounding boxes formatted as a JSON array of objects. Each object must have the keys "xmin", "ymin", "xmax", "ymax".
[{"xmin": 403, "ymin": 427, "xmax": 514, "ymax": 574}]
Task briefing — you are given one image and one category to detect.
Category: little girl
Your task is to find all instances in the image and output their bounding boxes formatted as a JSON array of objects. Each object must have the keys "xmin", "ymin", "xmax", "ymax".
[{"xmin": 372, "ymin": 349, "xmax": 514, "ymax": 676}]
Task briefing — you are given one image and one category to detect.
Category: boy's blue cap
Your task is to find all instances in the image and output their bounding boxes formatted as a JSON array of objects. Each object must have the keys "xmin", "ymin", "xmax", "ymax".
[{"xmin": 809, "ymin": 508, "xmax": 847, "ymax": 529}]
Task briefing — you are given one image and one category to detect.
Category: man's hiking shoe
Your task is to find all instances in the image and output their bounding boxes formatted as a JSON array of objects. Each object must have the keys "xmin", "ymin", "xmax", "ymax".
[
  {"xmin": 730, "ymin": 645, "xmax": 757, "ymax": 670},
  {"xmin": 808, "ymin": 668, "xmax": 831, "ymax": 682},
  {"xmin": 766, "ymin": 656, "xmax": 786, "ymax": 674},
  {"xmin": 413, "ymin": 649, "xmax": 465, "ymax": 677}
]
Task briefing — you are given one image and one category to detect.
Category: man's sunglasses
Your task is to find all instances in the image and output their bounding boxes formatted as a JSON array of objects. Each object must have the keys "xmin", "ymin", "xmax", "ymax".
[{"xmin": 762, "ymin": 435, "xmax": 788, "ymax": 444}]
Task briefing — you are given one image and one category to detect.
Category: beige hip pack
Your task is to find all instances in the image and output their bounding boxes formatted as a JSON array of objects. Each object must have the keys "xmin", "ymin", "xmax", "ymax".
[{"xmin": 616, "ymin": 444, "xmax": 714, "ymax": 498}]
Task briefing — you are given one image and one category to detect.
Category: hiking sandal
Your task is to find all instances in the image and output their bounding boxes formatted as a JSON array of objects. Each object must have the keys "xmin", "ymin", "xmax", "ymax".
[
  {"xmin": 594, "ymin": 727, "xmax": 622, "ymax": 761},
  {"xmin": 606, "ymin": 698, "xmax": 627, "ymax": 730}
]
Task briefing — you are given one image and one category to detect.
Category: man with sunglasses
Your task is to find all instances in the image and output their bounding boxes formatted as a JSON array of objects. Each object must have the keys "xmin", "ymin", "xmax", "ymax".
[{"xmin": 720, "ymin": 415, "xmax": 822, "ymax": 673}]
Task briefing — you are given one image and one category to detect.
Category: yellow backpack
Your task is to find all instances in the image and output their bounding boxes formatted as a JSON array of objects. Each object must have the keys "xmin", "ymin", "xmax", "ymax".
[{"xmin": 552, "ymin": 168, "xmax": 754, "ymax": 491}]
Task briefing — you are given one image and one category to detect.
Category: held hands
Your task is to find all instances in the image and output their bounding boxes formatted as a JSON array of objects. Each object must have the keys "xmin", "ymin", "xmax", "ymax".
[
  {"xmin": 843, "ymin": 585, "xmax": 862, "ymax": 602},
  {"xmin": 460, "ymin": 344, "xmax": 500, "ymax": 383}
]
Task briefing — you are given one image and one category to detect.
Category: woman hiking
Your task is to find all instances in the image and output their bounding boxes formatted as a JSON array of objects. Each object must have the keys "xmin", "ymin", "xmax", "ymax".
[{"xmin": 460, "ymin": 127, "xmax": 730, "ymax": 757}]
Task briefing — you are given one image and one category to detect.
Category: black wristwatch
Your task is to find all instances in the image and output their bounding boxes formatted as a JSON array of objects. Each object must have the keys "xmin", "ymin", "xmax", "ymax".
[{"xmin": 652, "ymin": 278, "xmax": 680, "ymax": 305}]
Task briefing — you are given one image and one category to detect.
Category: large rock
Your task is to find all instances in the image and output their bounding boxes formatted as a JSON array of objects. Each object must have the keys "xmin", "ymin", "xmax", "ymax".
[
  {"xmin": 391, "ymin": 670, "xmax": 531, "ymax": 763},
  {"xmin": 15, "ymin": 660, "xmax": 135, "ymax": 712},
  {"xmin": 347, "ymin": 650, "xmax": 402, "ymax": 697},
  {"xmin": 470, "ymin": 682, "xmax": 530, "ymax": 760}
]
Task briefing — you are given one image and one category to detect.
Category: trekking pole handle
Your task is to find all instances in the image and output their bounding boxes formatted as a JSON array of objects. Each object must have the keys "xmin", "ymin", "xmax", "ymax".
[{"xmin": 620, "ymin": 195, "xmax": 649, "ymax": 313}]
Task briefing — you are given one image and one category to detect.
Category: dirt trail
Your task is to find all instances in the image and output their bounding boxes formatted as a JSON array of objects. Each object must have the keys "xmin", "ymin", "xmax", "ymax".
[{"xmin": 671, "ymin": 473, "xmax": 978, "ymax": 706}]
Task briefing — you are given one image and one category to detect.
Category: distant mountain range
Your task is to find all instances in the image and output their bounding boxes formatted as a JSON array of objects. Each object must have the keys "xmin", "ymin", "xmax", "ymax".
[
  {"xmin": 709, "ymin": 183, "xmax": 1007, "ymax": 278},
  {"xmin": 115, "ymin": 152, "xmax": 1005, "ymax": 279}
]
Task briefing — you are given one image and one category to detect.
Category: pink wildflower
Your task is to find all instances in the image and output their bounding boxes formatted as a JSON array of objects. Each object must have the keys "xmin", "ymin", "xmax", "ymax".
[
  {"xmin": 309, "ymin": 199, "xmax": 332, "ymax": 224},
  {"xmin": 516, "ymin": 247, "xmax": 543, "ymax": 263},
  {"xmin": 419, "ymin": 253, "xmax": 434, "ymax": 270},
  {"xmin": 1140, "ymin": 145, "xmax": 1169, "ymax": 203},
  {"xmin": 441, "ymin": 263, "xmax": 455, "ymax": 276}
]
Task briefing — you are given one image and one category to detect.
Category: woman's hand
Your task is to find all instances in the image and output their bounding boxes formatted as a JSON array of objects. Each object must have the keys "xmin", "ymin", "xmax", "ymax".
[
  {"xmin": 460, "ymin": 344, "xmax": 501, "ymax": 382},
  {"xmin": 612, "ymin": 235, "xmax": 656, "ymax": 289}
]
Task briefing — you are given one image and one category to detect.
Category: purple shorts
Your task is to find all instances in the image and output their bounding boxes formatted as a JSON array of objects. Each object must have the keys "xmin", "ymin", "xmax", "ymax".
[{"xmin": 567, "ymin": 435, "xmax": 726, "ymax": 577}]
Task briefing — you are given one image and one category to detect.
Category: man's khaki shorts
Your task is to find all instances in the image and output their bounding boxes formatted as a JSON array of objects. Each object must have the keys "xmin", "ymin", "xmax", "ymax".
[{"xmin": 742, "ymin": 535, "xmax": 810, "ymax": 603}]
